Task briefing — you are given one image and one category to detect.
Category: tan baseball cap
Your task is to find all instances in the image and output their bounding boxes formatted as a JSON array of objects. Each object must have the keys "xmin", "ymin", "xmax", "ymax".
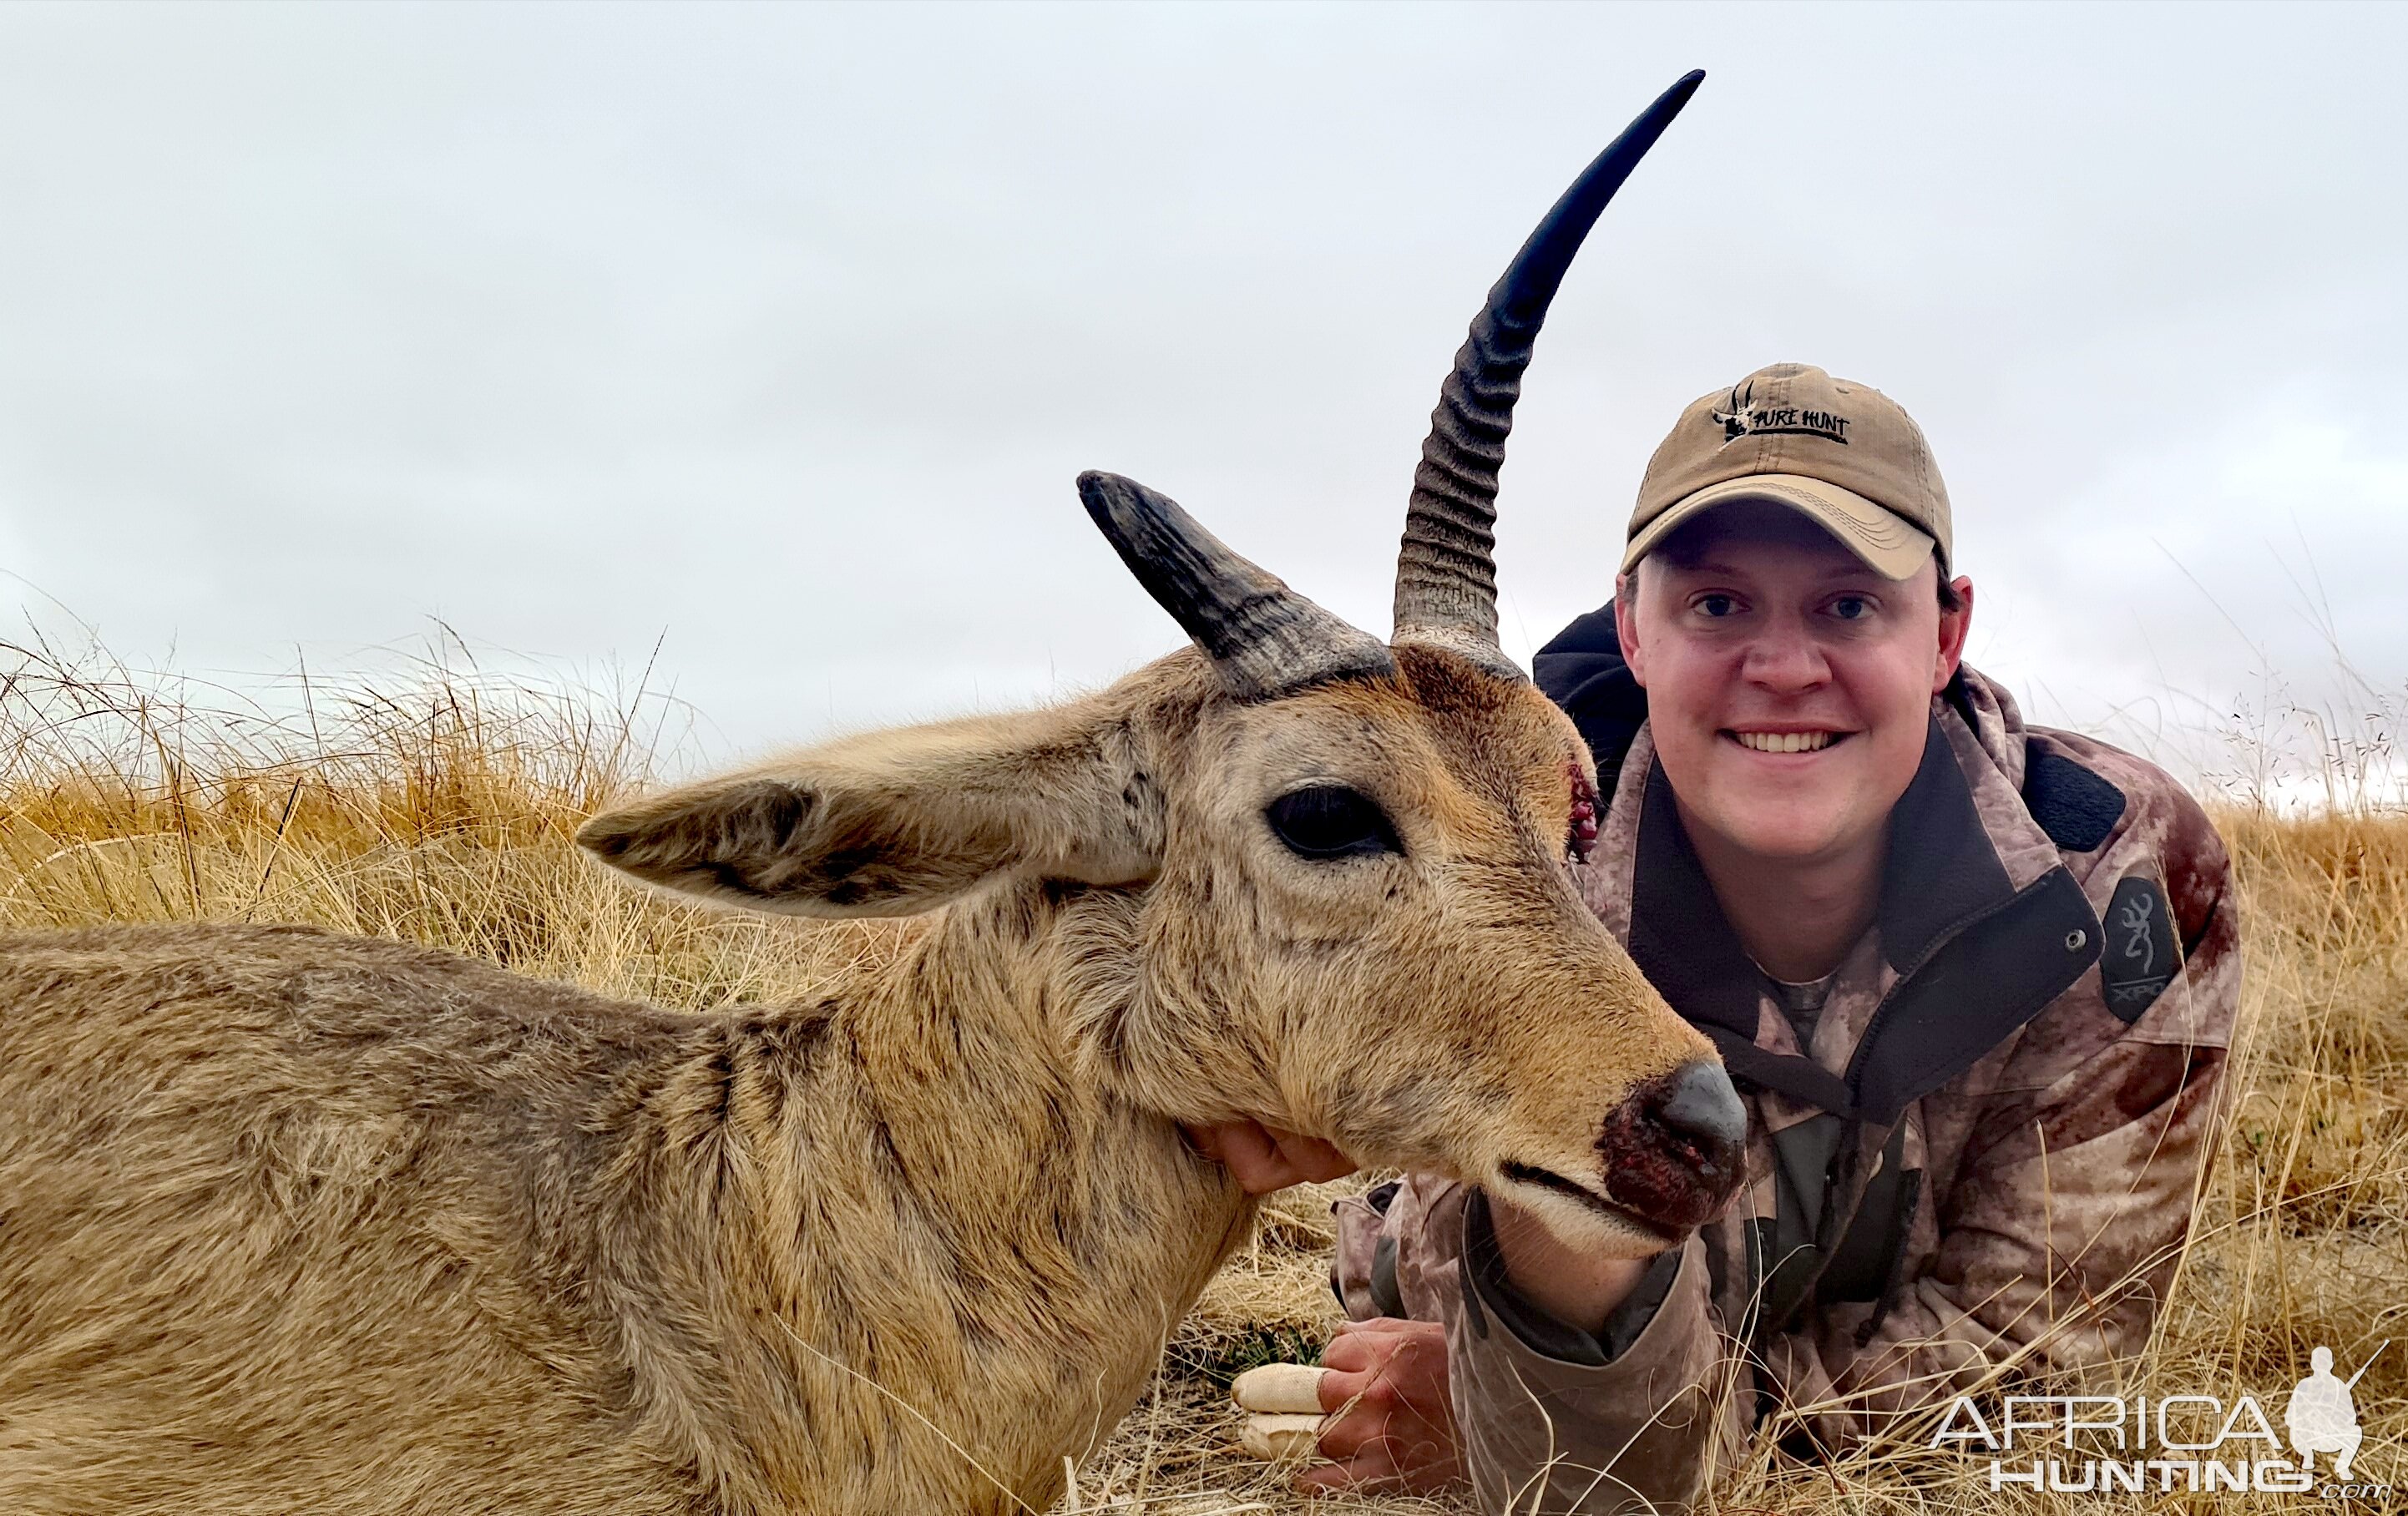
[{"xmin": 1622, "ymin": 362, "xmax": 1952, "ymax": 581}]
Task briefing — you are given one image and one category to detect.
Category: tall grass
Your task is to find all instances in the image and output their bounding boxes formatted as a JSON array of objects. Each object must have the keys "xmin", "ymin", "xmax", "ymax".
[
  {"xmin": 0, "ymin": 630, "xmax": 917, "ymax": 1008},
  {"xmin": 0, "ymin": 629, "xmax": 2398, "ymax": 1513}
]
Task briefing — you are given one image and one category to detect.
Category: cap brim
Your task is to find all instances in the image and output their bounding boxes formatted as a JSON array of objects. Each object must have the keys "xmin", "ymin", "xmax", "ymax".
[{"xmin": 1621, "ymin": 474, "xmax": 1935, "ymax": 580}]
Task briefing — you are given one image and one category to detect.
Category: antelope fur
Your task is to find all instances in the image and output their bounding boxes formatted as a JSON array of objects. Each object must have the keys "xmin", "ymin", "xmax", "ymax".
[{"xmin": 0, "ymin": 645, "xmax": 1709, "ymax": 1515}]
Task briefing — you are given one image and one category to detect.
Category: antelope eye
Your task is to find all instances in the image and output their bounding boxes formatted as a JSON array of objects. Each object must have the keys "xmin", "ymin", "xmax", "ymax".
[{"xmin": 1266, "ymin": 786, "xmax": 1403, "ymax": 861}]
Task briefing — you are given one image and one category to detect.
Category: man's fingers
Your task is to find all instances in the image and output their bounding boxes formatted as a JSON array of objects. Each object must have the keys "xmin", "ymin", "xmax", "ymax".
[
  {"xmin": 1311, "ymin": 1398, "xmax": 1382, "ymax": 1462},
  {"xmin": 1182, "ymin": 1124, "xmax": 1227, "ymax": 1164},
  {"xmin": 1318, "ymin": 1333, "xmax": 1381, "ymax": 1378},
  {"xmin": 1203, "ymin": 1122, "xmax": 1303, "ymax": 1196},
  {"xmin": 1179, "ymin": 1120, "xmax": 1358, "ymax": 1195},
  {"xmin": 1314, "ymin": 1367, "xmax": 1373, "ymax": 1422},
  {"xmin": 1328, "ymin": 1367, "xmax": 1398, "ymax": 1424},
  {"xmin": 1230, "ymin": 1363, "xmax": 1327, "ymax": 1415},
  {"xmin": 1320, "ymin": 1319, "xmax": 1442, "ymax": 1387},
  {"xmin": 1224, "ymin": 1124, "xmax": 1319, "ymax": 1195},
  {"xmin": 1262, "ymin": 1127, "xmax": 1358, "ymax": 1184},
  {"xmin": 1215, "ymin": 1121, "xmax": 1276, "ymax": 1173},
  {"xmin": 1238, "ymin": 1413, "xmax": 1323, "ymax": 1461},
  {"xmin": 1237, "ymin": 1318, "xmax": 1457, "ymax": 1492},
  {"xmin": 1318, "ymin": 1316, "xmax": 1413, "ymax": 1376}
]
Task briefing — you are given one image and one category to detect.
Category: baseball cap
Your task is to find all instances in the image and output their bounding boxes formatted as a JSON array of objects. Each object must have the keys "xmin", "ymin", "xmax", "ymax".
[{"xmin": 1621, "ymin": 362, "xmax": 1952, "ymax": 581}]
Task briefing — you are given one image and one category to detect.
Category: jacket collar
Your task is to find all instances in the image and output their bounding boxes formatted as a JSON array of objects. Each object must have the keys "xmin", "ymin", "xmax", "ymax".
[{"xmin": 1603, "ymin": 704, "xmax": 2100, "ymax": 1125}]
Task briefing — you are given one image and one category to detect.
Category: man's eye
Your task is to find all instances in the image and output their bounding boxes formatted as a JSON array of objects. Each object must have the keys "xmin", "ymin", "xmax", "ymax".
[
  {"xmin": 1696, "ymin": 594, "xmax": 1738, "ymax": 618},
  {"xmin": 1831, "ymin": 596, "xmax": 1870, "ymax": 620}
]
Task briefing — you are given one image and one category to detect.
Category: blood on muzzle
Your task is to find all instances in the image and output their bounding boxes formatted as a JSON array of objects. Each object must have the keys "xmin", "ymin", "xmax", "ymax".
[{"xmin": 1598, "ymin": 1060, "xmax": 1748, "ymax": 1232}]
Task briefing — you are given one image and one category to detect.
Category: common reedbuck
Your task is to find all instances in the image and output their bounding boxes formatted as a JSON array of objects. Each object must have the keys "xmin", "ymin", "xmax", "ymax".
[{"xmin": 0, "ymin": 73, "xmax": 1740, "ymax": 1516}]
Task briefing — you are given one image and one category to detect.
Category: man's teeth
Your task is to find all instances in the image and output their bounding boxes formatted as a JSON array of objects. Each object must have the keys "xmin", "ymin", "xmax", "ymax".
[{"xmin": 1734, "ymin": 731, "xmax": 1834, "ymax": 755}]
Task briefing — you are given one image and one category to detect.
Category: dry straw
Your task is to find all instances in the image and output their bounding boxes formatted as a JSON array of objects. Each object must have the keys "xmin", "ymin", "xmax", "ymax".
[{"xmin": 0, "ymin": 625, "xmax": 2397, "ymax": 1514}]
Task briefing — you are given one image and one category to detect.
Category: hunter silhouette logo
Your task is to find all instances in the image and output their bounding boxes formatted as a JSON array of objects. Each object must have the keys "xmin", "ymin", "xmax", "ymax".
[
  {"xmin": 1712, "ymin": 381, "xmax": 1851, "ymax": 447},
  {"xmin": 2287, "ymin": 1345, "xmax": 2366, "ymax": 1479}
]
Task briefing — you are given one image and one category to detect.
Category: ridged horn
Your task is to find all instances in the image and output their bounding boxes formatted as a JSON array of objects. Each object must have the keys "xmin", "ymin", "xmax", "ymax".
[
  {"xmin": 1394, "ymin": 69, "xmax": 1706, "ymax": 676},
  {"xmin": 1080, "ymin": 470, "xmax": 1396, "ymax": 701}
]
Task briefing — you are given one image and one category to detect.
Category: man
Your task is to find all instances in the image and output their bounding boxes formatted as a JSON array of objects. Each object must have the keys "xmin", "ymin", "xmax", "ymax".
[{"xmin": 1191, "ymin": 361, "xmax": 2240, "ymax": 1511}]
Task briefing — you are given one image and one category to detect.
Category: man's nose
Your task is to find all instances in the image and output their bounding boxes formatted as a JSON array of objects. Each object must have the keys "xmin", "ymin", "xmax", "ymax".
[
  {"xmin": 1740, "ymin": 623, "xmax": 1831, "ymax": 693},
  {"xmin": 1596, "ymin": 1060, "xmax": 1749, "ymax": 1231}
]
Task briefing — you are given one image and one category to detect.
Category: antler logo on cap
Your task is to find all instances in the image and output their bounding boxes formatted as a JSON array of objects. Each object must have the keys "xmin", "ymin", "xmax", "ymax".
[{"xmin": 1711, "ymin": 379, "xmax": 1852, "ymax": 447}]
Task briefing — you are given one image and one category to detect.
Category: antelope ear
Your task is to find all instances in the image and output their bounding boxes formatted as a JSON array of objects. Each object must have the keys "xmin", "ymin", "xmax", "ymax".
[{"xmin": 575, "ymin": 700, "xmax": 1160, "ymax": 917}]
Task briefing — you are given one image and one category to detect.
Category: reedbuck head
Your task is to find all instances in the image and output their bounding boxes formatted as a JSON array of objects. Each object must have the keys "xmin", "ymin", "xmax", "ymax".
[{"xmin": 581, "ymin": 73, "xmax": 1743, "ymax": 1254}]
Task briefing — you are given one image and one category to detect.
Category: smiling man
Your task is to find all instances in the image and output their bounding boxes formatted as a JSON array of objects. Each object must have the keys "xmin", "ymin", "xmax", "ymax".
[{"xmin": 1196, "ymin": 362, "xmax": 2242, "ymax": 1512}]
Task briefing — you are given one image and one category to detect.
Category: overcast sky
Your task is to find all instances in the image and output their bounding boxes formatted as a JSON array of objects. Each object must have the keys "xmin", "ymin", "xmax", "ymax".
[{"xmin": 1, "ymin": 3, "xmax": 2400, "ymax": 791}]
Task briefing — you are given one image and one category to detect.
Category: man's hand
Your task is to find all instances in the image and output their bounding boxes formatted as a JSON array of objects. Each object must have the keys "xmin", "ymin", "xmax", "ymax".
[
  {"xmin": 1297, "ymin": 1317, "xmax": 1464, "ymax": 1493},
  {"xmin": 1182, "ymin": 1119, "xmax": 1357, "ymax": 1195}
]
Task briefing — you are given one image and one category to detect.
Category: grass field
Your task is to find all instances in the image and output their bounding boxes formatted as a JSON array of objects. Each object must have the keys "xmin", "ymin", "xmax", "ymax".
[{"xmin": 0, "ymin": 634, "xmax": 2398, "ymax": 1513}]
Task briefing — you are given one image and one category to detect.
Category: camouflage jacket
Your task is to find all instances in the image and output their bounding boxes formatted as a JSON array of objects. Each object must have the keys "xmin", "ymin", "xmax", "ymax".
[{"xmin": 1331, "ymin": 605, "xmax": 2240, "ymax": 1513}]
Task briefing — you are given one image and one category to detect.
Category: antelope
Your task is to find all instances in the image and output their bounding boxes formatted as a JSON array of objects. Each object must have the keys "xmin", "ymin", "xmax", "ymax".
[{"xmin": 0, "ymin": 73, "xmax": 1742, "ymax": 1516}]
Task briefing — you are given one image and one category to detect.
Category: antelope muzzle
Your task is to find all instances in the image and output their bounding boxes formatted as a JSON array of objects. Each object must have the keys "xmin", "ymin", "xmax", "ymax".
[{"xmin": 1596, "ymin": 1061, "xmax": 1748, "ymax": 1235}]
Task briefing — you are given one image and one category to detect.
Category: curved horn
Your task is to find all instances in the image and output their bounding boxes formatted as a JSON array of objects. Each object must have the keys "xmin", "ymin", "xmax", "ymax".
[
  {"xmin": 1394, "ymin": 69, "xmax": 1705, "ymax": 675},
  {"xmin": 1080, "ymin": 470, "xmax": 1396, "ymax": 701}
]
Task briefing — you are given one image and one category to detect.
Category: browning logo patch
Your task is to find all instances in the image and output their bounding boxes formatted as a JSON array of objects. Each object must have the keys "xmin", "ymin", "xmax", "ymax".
[{"xmin": 2102, "ymin": 874, "xmax": 2178, "ymax": 1023}]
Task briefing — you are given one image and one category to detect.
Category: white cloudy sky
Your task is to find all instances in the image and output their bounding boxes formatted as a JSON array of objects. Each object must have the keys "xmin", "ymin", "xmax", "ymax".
[{"xmin": 1, "ymin": 3, "xmax": 2400, "ymax": 791}]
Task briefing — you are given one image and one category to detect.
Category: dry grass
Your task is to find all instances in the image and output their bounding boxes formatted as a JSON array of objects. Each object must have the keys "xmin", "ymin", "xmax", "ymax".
[{"xmin": 0, "ymin": 630, "xmax": 2400, "ymax": 1513}]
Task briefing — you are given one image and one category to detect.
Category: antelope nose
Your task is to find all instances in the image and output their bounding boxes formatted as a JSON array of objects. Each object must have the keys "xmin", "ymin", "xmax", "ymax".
[
  {"xmin": 1598, "ymin": 1059, "xmax": 1749, "ymax": 1232},
  {"xmin": 1658, "ymin": 1060, "xmax": 1748, "ymax": 1158}
]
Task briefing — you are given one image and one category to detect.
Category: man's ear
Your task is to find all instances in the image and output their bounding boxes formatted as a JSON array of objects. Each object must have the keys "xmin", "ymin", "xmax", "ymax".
[
  {"xmin": 575, "ymin": 697, "xmax": 1161, "ymax": 917},
  {"xmin": 1614, "ymin": 571, "xmax": 1649, "ymax": 688},
  {"xmin": 1932, "ymin": 576, "xmax": 1975, "ymax": 694}
]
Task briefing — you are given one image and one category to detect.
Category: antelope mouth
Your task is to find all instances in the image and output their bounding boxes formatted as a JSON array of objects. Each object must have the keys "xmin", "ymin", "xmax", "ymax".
[
  {"xmin": 1500, "ymin": 1161, "xmax": 1685, "ymax": 1246},
  {"xmin": 1724, "ymin": 729, "xmax": 1849, "ymax": 755}
]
